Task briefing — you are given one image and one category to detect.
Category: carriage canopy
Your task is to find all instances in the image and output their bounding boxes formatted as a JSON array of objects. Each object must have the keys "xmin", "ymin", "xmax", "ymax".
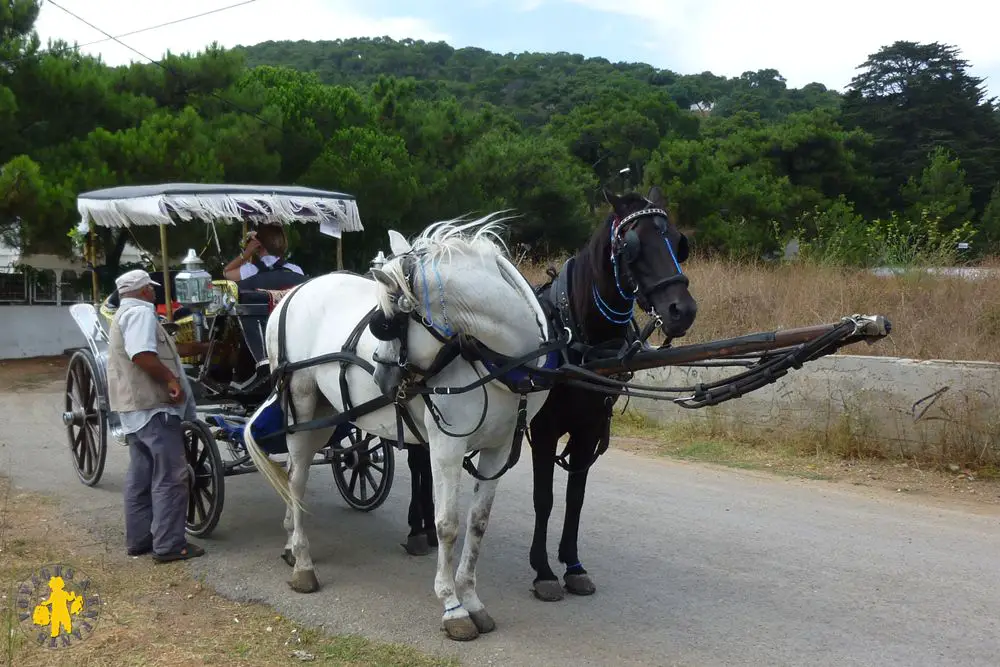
[{"xmin": 76, "ymin": 183, "xmax": 363, "ymax": 239}]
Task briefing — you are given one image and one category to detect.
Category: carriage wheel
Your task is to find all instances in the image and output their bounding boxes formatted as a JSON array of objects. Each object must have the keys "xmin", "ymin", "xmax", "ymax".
[
  {"xmin": 182, "ymin": 420, "xmax": 225, "ymax": 538},
  {"xmin": 62, "ymin": 349, "xmax": 108, "ymax": 487},
  {"xmin": 330, "ymin": 427, "xmax": 395, "ymax": 512}
]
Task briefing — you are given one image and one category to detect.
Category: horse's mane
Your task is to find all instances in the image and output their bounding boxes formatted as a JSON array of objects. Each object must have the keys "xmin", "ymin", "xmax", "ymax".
[{"xmin": 375, "ymin": 212, "xmax": 515, "ymax": 316}]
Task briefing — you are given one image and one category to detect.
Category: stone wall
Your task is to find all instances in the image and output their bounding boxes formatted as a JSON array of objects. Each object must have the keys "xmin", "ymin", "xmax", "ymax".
[
  {"xmin": 629, "ymin": 355, "xmax": 1000, "ymax": 459},
  {"xmin": 0, "ymin": 306, "xmax": 87, "ymax": 359}
]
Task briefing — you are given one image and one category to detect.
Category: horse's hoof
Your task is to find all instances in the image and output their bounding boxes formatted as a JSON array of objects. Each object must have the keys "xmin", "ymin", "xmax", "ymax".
[
  {"xmin": 469, "ymin": 609, "xmax": 496, "ymax": 634},
  {"xmin": 564, "ymin": 572, "xmax": 596, "ymax": 596},
  {"xmin": 426, "ymin": 529, "xmax": 438, "ymax": 548},
  {"xmin": 281, "ymin": 549, "xmax": 296, "ymax": 567},
  {"xmin": 442, "ymin": 616, "xmax": 479, "ymax": 641},
  {"xmin": 532, "ymin": 579, "xmax": 564, "ymax": 602},
  {"xmin": 289, "ymin": 569, "xmax": 319, "ymax": 593},
  {"xmin": 401, "ymin": 533, "xmax": 430, "ymax": 556}
]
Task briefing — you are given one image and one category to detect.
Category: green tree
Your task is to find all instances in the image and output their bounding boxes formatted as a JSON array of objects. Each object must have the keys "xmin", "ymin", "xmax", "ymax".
[
  {"xmin": 900, "ymin": 146, "xmax": 973, "ymax": 232},
  {"xmin": 978, "ymin": 184, "xmax": 1000, "ymax": 253},
  {"xmin": 298, "ymin": 125, "xmax": 420, "ymax": 269},
  {"xmin": 454, "ymin": 127, "xmax": 597, "ymax": 256},
  {"xmin": 841, "ymin": 41, "xmax": 1000, "ymax": 216}
]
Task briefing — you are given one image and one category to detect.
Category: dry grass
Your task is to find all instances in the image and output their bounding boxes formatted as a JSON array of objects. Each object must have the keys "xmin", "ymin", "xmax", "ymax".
[
  {"xmin": 608, "ymin": 409, "xmax": 1000, "ymax": 506},
  {"xmin": 0, "ymin": 476, "xmax": 456, "ymax": 667},
  {"xmin": 516, "ymin": 255, "xmax": 1000, "ymax": 362}
]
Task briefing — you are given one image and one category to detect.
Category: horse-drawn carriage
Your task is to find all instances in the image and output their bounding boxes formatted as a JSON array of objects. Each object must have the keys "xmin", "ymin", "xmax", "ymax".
[
  {"xmin": 60, "ymin": 180, "xmax": 895, "ymax": 641},
  {"xmin": 62, "ymin": 183, "xmax": 395, "ymax": 539}
]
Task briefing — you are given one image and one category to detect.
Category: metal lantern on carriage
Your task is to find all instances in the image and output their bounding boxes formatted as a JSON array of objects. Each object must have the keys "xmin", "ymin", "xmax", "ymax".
[
  {"xmin": 174, "ymin": 248, "xmax": 214, "ymax": 341},
  {"xmin": 174, "ymin": 248, "xmax": 214, "ymax": 307}
]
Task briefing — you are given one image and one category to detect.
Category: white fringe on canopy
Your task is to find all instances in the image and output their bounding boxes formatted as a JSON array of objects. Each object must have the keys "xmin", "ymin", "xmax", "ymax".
[{"xmin": 76, "ymin": 190, "xmax": 363, "ymax": 239}]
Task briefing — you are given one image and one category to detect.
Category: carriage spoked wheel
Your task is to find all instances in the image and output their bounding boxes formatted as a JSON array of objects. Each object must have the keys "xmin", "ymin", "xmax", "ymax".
[
  {"xmin": 329, "ymin": 426, "xmax": 395, "ymax": 512},
  {"xmin": 62, "ymin": 349, "xmax": 108, "ymax": 487},
  {"xmin": 181, "ymin": 420, "xmax": 225, "ymax": 538}
]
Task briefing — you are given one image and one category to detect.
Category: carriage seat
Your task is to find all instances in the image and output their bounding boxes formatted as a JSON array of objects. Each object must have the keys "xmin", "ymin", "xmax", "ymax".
[
  {"xmin": 232, "ymin": 287, "xmax": 300, "ymax": 367},
  {"xmin": 237, "ymin": 287, "xmax": 297, "ymax": 313}
]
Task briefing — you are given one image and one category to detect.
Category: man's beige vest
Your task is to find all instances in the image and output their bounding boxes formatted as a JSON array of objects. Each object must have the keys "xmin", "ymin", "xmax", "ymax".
[{"xmin": 107, "ymin": 300, "xmax": 185, "ymax": 413}]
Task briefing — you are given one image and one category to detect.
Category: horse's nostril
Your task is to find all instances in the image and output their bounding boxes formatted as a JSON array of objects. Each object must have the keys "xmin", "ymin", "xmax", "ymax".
[{"xmin": 668, "ymin": 303, "xmax": 682, "ymax": 320}]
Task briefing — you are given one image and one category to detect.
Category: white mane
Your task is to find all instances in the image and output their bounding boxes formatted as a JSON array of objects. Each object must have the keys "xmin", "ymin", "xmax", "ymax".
[{"xmin": 374, "ymin": 212, "xmax": 517, "ymax": 316}]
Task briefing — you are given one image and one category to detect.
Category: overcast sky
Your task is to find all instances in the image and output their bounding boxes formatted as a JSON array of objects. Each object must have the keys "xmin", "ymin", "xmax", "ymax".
[{"xmin": 33, "ymin": 0, "xmax": 1000, "ymax": 99}]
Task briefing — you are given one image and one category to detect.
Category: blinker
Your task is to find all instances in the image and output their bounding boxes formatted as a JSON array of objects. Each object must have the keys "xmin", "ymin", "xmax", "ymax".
[{"xmin": 369, "ymin": 309, "xmax": 408, "ymax": 342}]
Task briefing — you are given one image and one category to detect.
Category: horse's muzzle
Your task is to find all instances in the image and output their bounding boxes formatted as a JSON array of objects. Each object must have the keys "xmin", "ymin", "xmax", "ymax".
[{"xmin": 373, "ymin": 360, "xmax": 406, "ymax": 398}]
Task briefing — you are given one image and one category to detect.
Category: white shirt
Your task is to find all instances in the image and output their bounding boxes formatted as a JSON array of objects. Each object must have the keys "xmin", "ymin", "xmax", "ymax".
[
  {"xmin": 239, "ymin": 255, "xmax": 304, "ymax": 280},
  {"xmin": 115, "ymin": 297, "xmax": 197, "ymax": 434}
]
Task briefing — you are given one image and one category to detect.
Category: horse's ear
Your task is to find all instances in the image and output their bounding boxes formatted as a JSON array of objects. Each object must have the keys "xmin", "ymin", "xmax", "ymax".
[
  {"xmin": 387, "ymin": 230, "xmax": 412, "ymax": 256},
  {"xmin": 647, "ymin": 186, "xmax": 666, "ymax": 208},
  {"xmin": 371, "ymin": 268, "xmax": 395, "ymax": 289}
]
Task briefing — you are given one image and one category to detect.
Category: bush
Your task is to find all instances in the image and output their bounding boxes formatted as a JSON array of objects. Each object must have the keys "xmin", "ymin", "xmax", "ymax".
[{"xmin": 787, "ymin": 198, "xmax": 976, "ymax": 268}]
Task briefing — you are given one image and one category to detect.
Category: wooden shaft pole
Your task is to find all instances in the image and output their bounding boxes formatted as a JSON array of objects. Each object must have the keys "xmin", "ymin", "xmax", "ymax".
[
  {"xmin": 160, "ymin": 224, "xmax": 173, "ymax": 322},
  {"xmin": 581, "ymin": 322, "xmax": 851, "ymax": 376},
  {"xmin": 336, "ymin": 236, "xmax": 343, "ymax": 271}
]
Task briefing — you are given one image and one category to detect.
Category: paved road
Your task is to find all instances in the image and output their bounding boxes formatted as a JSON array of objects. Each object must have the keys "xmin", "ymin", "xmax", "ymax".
[{"xmin": 3, "ymin": 387, "xmax": 1000, "ymax": 667}]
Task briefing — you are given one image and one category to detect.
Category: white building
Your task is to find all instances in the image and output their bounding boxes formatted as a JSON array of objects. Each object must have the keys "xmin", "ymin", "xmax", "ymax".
[{"xmin": 0, "ymin": 235, "xmax": 147, "ymax": 305}]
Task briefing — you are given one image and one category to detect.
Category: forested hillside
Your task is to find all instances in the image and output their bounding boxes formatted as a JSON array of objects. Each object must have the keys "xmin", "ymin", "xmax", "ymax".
[
  {"xmin": 2, "ymin": 0, "xmax": 999, "ymax": 285},
  {"xmin": 237, "ymin": 38, "xmax": 843, "ymax": 126}
]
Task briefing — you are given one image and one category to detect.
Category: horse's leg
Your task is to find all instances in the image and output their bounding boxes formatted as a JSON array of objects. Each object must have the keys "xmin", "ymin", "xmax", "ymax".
[
  {"xmin": 403, "ymin": 445, "xmax": 431, "ymax": 556},
  {"xmin": 428, "ymin": 438, "xmax": 479, "ymax": 641},
  {"xmin": 528, "ymin": 411, "xmax": 564, "ymax": 602},
  {"xmin": 557, "ymin": 428, "xmax": 599, "ymax": 596},
  {"xmin": 281, "ymin": 463, "xmax": 296, "ymax": 566},
  {"xmin": 454, "ymin": 445, "xmax": 508, "ymax": 636},
  {"xmin": 418, "ymin": 447, "xmax": 437, "ymax": 547},
  {"xmin": 283, "ymin": 378, "xmax": 328, "ymax": 594}
]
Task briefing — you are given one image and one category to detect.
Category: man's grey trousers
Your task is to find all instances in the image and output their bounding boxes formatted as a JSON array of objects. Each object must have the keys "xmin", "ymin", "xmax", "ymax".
[{"xmin": 124, "ymin": 413, "xmax": 189, "ymax": 555}]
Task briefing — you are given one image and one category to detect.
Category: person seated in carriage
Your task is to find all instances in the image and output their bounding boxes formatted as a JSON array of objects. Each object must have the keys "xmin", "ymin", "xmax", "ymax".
[{"xmin": 222, "ymin": 224, "xmax": 308, "ymax": 291}]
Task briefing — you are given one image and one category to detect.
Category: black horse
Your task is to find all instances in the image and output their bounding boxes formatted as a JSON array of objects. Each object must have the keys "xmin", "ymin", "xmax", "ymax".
[{"xmin": 400, "ymin": 187, "xmax": 698, "ymax": 605}]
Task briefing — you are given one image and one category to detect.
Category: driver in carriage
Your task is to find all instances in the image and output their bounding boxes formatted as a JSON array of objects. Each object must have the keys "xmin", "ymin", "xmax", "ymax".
[
  {"xmin": 216, "ymin": 224, "xmax": 311, "ymax": 388},
  {"xmin": 222, "ymin": 224, "xmax": 308, "ymax": 291}
]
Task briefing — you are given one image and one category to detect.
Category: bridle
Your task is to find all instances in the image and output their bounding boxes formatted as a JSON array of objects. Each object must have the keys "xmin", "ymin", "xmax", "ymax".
[{"xmin": 592, "ymin": 203, "xmax": 689, "ymax": 332}]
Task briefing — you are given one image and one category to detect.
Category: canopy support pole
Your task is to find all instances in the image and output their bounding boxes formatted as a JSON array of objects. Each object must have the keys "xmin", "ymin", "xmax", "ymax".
[
  {"xmin": 88, "ymin": 219, "xmax": 99, "ymax": 303},
  {"xmin": 160, "ymin": 224, "xmax": 173, "ymax": 322},
  {"xmin": 336, "ymin": 237, "xmax": 343, "ymax": 270}
]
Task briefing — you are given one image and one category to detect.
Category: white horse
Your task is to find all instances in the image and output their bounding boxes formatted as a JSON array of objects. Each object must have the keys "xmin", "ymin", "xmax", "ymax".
[{"xmin": 243, "ymin": 215, "xmax": 554, "ymax": 641}]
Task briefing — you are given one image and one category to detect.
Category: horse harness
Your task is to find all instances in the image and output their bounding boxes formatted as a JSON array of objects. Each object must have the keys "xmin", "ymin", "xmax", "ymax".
[
  {"xmin": 264, "ymin": 203, "xmax": 683, "ymax": 482},
  {"xmin": 266, "ymin": 270, "xmax": 565, "ymax": 483}
]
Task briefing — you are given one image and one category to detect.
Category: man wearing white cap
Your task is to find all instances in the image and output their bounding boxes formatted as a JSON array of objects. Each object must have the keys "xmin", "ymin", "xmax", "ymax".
[{"xmin": 106, "ymin": 268, "xmax": 208, "ymax": 563}]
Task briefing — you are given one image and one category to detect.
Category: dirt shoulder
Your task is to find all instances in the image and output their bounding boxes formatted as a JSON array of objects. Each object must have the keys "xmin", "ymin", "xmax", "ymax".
[
  {"xmin": 612, "ymin": 432, "xmax": 1000, "ymax": 516},
  {"xmin": 0, "ymin": 474, "xmax": 457, "ymax": 667},
  {"xmin": 0, "ymin": 356, "xmax": 67, "ymax": 393}
]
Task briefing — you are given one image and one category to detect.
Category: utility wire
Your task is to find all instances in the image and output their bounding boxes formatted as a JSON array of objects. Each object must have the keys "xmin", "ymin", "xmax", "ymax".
[
  {"xmin": 77, "ymin": 0, "xmax": 259, "ymax": 50},
  {"xmin": 45, "ymin": 0, "xmax": 280, "ymax": 131},
  {"xmin": 3, "ymin": 0, "xmax": 258, "ymax": 67}
]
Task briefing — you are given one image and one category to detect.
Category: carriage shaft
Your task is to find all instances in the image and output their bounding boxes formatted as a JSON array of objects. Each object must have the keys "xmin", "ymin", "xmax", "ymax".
[{"xmin": 580, "ymin": 316, "xmax": 889, "ymax": 376}]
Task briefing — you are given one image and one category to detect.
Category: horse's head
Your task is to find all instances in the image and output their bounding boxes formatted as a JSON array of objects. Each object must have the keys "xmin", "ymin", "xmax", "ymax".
[
  {"xmin": 368, "ymin": 217, "xmax": 547, "ymax": 397},
  {"xmin": 601, "ymin": 185, "xmax": 697, "ymax": 339},
  {"xmin": 368, "ymin": 230, "xmax": 423, "ymax": 397}
]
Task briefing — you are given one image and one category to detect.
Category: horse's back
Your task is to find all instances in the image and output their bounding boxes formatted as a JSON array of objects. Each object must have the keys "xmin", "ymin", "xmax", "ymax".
[{"xmin": 265, "ymin": 271, "xmax": 378, "ymax": 367}]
